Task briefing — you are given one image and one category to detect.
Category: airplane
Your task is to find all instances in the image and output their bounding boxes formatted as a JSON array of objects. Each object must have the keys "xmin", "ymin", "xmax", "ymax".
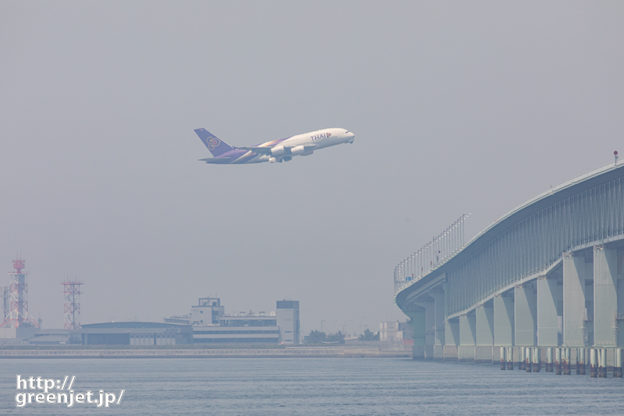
[{"xmin": 193, "ymin": 127, "xmax": 355, "ymax": 164}]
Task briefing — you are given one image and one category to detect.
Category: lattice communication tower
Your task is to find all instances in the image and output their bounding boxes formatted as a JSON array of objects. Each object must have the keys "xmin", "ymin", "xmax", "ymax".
[
  {"xmin": 3, "ymin": 258, "xmax": 37, "ymax": 328},
  {"xmin": 62, "ymin": 281, "xmax": 83, "ymax": 330}
]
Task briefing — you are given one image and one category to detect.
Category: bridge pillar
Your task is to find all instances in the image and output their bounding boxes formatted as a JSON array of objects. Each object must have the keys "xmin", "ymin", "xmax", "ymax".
[
  {"xmin": 593, "ymin": 245, "xmax": 622, "ymax": 347},
  {"xmin": 408, "ymin": 308, "xmax": 426, "ymax": 359},
  {"xmin": 423, "ymin": 297, "xmax": 435, "ymax": 359},
  {"xmin": 515, "ymin": 281, "xmax": 537, "ymax": 346},
  {"xmin": 432, "ymin": 289, "xmax": 445, "ymax": 358},
  {"xmin": 458, "ymin": 311, "xmax": 476, "ymax": 360},
  {"xmin": 563, "ymin": 251, "xmax": 593, "ymax": 347},
  {"xmin": 494, "ymin": 290, "xmax": 514, "ymax": 347},
  {"xmin": 444, "ymin": 317, "xmax": 459, "ymax": 359},
  {"xmin": 537, "ymin": 269, "xmax": 562, "ymax": 347},
  {"xmin": 475, "ymin": 300, "xmax": 494, "ymax": 361}
]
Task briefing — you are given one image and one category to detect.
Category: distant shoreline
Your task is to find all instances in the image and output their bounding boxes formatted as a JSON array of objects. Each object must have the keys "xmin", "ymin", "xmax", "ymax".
[{"xmin": 0, "ymin": 345, "xmax": 411, "ymax": 359}]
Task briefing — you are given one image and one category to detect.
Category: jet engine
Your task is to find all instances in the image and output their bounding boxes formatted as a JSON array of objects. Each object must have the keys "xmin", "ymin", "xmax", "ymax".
[
  {"xmin": 290, "ymin": 145, "xmax": 313, "ymax": 156},
  {"xmin": 271, "ymin": 146, "xmax": 285, "ymax": 156}
]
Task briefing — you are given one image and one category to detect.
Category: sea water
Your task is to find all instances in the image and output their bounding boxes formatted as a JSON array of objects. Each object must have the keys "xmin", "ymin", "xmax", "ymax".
[{"xmin": 1, "ymin": 357, "xmax": 622, "ymax": 415}]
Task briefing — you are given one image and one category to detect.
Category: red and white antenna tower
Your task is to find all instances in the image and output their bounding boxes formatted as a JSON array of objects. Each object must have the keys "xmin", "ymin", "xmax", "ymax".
[
  {"xmin": 62, "ymin": 281, "xmax": 83, "ymax": 330},
  {"xmin": 4, "ymin": 258, "xmax": 36, "ymax": 328},
  {"xmin": 1, "ymin": 286, "xmax": 8, "ymax": 324}
]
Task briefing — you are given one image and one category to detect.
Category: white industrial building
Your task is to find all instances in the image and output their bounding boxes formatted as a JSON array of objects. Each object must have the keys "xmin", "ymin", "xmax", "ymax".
[{"xmin": 165, "ymin": 297, "xmax": 300, "ymax": 345}]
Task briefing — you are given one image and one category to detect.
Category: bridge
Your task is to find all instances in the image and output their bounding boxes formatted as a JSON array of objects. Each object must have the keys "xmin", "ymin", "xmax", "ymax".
[{"xmin": 394, "ymin": 161, "xmax": 624, "ymax": 377}]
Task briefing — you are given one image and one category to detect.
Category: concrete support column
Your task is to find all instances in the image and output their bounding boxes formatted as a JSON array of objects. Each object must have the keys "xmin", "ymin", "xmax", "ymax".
[
  {"xmin": 515, "ymin": 281, "xmax": 537, "ymax": 346},
  {"xmin": 537, "ymin": 271, "xmax": 562, "ymax": 346},
  {"xmin": 423, "ymin": 298, "xmax": 435, "ymax": 359},
  {"xmin": 409, "ymin": 308, "xmax": 426, "ymax": 359},
  {"xmin": 458, "ymin": 311, "xmax": 476, "ymax": 360},
  {"xmin": 432, "ymin": 289, "xmax": 445, "ymax": 358},
  {"xmin": 494, "ymin": 290, "xmax": 514, "ymax": 346},
  {"xmin": 563, "ymin": 251, "xmax": 593, "ymax": 347},
  {"xmin": 593, "ymin": 245, "xmax": 619, "ymax": 347},
  {"xmin": 475, "ymin": 300, "xmax": 494, "ymax": 361},
  {"xmin": 444, "ymin": 317, "xmax": 459, "ymax": 359}
]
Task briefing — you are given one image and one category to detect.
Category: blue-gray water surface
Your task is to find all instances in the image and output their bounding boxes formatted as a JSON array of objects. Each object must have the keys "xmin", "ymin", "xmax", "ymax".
[{"xmin": 1, "ymin": 357, "xmax": 622, "ymax": 415}]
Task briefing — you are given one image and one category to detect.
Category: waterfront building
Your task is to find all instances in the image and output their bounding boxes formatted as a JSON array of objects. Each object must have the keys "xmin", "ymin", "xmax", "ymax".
[{"xmin": 276, "ymin": 300, "xmax": 300, "ymax": 345}]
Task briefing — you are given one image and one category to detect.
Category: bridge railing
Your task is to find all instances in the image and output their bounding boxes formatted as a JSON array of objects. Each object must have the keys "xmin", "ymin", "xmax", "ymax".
[{"xmin": 394, "ymin": 214, "xmax": 469, "ymax": 294}]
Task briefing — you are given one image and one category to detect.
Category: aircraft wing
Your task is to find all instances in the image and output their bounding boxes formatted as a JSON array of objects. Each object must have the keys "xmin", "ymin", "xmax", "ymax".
[
  {"xmin": 237, "ymin": 144, "xmax": 317, "ymax": 154},
  {"xmin": 237, "ymin": 146, "xmax": 273, "ymax": 154}
]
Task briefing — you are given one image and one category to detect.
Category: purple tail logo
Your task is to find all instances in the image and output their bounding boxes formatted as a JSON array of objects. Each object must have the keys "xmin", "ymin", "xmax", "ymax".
[{"xmin": 207, "ymin": 137, "xmax": 221, "ymax": 150}]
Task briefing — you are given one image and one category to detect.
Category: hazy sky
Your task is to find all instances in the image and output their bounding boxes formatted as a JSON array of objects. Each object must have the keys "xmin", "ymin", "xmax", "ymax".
[{"xmin": 1, "ymin": 1, "xmax": 623, "ymax": 334}]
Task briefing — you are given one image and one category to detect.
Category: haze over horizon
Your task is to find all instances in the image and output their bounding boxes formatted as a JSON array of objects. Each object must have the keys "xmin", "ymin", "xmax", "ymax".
[{"xmin": 1, "ymin": 1, "xmax": 623, "ymax": 334}]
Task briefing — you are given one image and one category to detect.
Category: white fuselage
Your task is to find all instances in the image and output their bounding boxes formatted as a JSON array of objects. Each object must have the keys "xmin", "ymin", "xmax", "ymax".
[
  {"xmin": 259, "ymin": 127, "xmax": 355, "ymax": 162},
  {"xmin": 280, "ymin": 128, "xmax": 355, "ymax": 149}
]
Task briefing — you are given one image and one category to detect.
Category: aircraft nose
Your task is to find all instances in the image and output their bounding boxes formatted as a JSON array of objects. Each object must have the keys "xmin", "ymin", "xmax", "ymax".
[{"xmin": 348, "ymin": 132, "xmax": 355, "ymax": 143}]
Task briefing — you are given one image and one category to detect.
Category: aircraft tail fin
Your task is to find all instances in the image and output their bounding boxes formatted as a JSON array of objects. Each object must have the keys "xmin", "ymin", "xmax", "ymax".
[{"xmin": 194, "ymin": 128, "xmax": 233, "ymax": 157}]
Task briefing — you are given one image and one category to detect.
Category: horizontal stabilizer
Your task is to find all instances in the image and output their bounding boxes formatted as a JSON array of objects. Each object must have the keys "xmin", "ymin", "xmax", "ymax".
[{"xmin": 199, "ymin": 158, "xmax": 232, "ymax": 164}]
